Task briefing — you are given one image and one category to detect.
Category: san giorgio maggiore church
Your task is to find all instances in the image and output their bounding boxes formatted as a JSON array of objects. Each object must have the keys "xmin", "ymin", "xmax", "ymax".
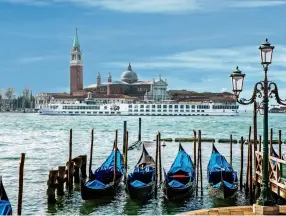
[{"xmin": 35, "ymin": 29, "xmax": 169, "ymax": 108}]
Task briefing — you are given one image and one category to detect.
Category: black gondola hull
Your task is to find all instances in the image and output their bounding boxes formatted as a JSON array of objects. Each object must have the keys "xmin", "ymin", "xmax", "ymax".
[
  {"xmin": 209, "ymin": 181, "xmax": 238, "ymax": 199},
  {"xmin": 81, "ymin": 175, "xmax": 123, "ymax": 200},
  {"xmin": 164, "ymin": 181, "xmax": 195, "ymax": 201},
  {"xmin": 127, "ymin": 181, "xmax": 154, "ymax": 199}
]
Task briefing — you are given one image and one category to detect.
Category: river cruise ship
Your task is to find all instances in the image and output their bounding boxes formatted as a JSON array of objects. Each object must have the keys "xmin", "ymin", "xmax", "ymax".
[{"xmin": 38, "ymin": 98, "xmax": 239, "ymax": 116}]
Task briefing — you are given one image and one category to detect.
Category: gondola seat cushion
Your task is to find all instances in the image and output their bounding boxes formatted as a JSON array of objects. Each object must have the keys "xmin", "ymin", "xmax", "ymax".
[
  {"xmin": 85, "ymin": 179, "xmax": 107, "ymax": 189},
  {"xmin": 130, "ymin": 180, "xmax": 148, "ymax": 188},
  {"xmin": 168, "ymin": 180, "xmax": 187, "ymax": 189}
]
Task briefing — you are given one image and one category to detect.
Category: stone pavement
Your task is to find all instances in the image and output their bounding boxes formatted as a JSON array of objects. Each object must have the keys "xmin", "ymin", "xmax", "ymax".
[{"xmin": 179, "ymin": 205, "xmax": 286, "ymax": 215}]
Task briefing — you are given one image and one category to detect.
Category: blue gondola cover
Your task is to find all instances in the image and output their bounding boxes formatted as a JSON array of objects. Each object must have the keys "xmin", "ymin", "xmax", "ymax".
[
  {"xmin": 168, "ymin": 180, "xmax": 187, "ymax": 189},
  {"xmin": 208, "ymin": 151, "xmax": 233, "ymax": 173},
  {"xmin": 130, "ymin": 180, "xmax": 148, "ymax": 188},
  {"xmin": 168, "ymin": 147, "xmax": 195, "ymax": 179},
  {"xmin": 85, "ymin": 179, "xmax": 107, "ymax": 189},
  {"xmin": 93, "ymin": 149, "xmax": 124, "ymax": 181},
  {"xmin": 0, "ymin": 200, "xmax": 12, "ymax": 215}
]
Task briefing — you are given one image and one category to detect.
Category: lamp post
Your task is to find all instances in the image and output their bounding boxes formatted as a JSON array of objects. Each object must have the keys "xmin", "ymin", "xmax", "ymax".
[{"xmin": 230, "ymin": 39, "xmax": 286, "ymax": 206}]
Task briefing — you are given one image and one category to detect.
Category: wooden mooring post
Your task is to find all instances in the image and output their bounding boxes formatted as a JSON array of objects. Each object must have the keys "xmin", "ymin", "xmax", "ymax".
[
  {"xmin": 68, "ymin": 129, "xmax": 73, "ymax": 191},
  {"xmin": 230, "ymin": 134, "xmax": 233, "ymax": 167},
  {"xmin": 123, "ymin": 121, "xmax": 127, "ymax": 168},
  {"xmin": 138, "ymin": 117, "xmax": 141, "ymax": 142},
  {"xmin": 240, "ymin": 136, "xmax": 244, "ymax": 191},
  {"xmin": 89, "ymin": 128, "xmax": 94, "ymax": 179},
  {"xmin": 249, "ymin": 126, "xmax": 253, "ymax": 203},
  {"xmin": 47, "ymin": 170, "xmax": 58, "ymax": 204},
  {"xmin": 79, "ymin": 155, "xmax": 87, "ymax": 179},
  {"xmin": 259, "ymin": 135, "xmax": 262, "ymax": 152},
  {"xmin": 57, "ymin": 166, "xmax": 65, "ymax": 196},
  {"xmin": 113, "ymin": 130, "xmax": 118, "ymax": 184},
  {"xmin": 154, "ymin": 133, "xmax": 159, "ymax": 198},
  {"xmin": 253, "ymin": 101, "xmax": 259, "ymax": 199},
  {"xmin": 270, "ymin": 128, "xmax": 273, "ymax": 155},
  {"xmin": 193, "ymin": 130, "xmax": 197, "ymax": 170},
  {"xmin": 17, "ymin": 153, "xmax": 25, "ymax": 216},
  {"xmin": 124, "ymin": 131, "xmax": 128, "ymax": 181},
  {"xmin": 158, "ymin": 132, "xmax": 162, "ymax": 182},
  {"xmin": 198, "ymin": 130, "xmax": 203, "ymax": 196},
  {"xmin": 279, "ymin": 129, "xmax": 282, "ymax": 159},
  {"xmin": 72, "ymin": 156, "xmax": 83, "ymax": 184},
  {"xmin": 196, "ymin": 130, "xmax": 199, "ymax": 196}
]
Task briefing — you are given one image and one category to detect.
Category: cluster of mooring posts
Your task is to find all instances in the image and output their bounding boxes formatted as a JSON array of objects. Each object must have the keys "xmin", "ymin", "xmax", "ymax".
[
  {"xmin": 45, "ymin": 117, "xmax": 286, "ymax": 206},
  {"xmin": 46, "ymin": 118, "xmax": 207, "ymax": 203}
]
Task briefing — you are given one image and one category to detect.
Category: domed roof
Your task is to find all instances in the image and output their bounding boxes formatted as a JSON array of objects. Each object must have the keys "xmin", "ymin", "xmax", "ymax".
[{"xmin": 120, "ymin": 63, "xmax": 138, "ymax": 84}]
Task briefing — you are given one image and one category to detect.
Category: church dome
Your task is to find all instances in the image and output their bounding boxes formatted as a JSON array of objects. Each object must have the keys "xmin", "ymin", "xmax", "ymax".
[{"xmin": 120, "ymin": 63, "xmax": 138, "ymax": 84}]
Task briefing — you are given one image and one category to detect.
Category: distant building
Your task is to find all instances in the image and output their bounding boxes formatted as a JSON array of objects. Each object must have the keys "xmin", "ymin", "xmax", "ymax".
[
  {"xmin": 35, "ymin": 28, "xmax": 169, "ymax": 107},
  {"xmin": 84, "ymin": 63, "xmax": 156, "ymax": 99},
  {"xmin": 167, "ymin": 90, "xmax": 235, "ymax": 103}
]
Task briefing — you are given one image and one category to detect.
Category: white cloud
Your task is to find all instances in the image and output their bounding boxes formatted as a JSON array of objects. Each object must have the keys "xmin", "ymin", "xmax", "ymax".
[
  {"xmin": 18, "ymin": 55, "xmax": 65, "ymax": 63},
  {"xmin": 2, "ymin": 0, "xmax": 286, "ymax": 13},
  {"xmin": 107, "ymin": 44, "xmax": 286, "ymax": 73}
]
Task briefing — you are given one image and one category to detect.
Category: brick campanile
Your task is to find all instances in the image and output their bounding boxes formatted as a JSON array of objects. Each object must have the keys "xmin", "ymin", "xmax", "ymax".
[{"xmin": 70, "ymin": 28, "xmax": 83, "ymax": 95}]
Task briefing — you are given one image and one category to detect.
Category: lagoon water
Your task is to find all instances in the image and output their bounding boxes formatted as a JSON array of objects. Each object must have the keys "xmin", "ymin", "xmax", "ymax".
[{"xmin": 1, "ymin": 112, "xmax": 286, "ymax": 215}]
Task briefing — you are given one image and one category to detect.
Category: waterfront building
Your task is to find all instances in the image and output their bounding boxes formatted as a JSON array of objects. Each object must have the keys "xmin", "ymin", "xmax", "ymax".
[{"xmin": 34, "ymin": 28, "xmax": 235, "ymax": 107}]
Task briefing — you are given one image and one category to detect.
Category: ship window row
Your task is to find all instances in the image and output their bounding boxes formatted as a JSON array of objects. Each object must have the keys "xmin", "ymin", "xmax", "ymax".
[
  {"xmin": 62, "ymin": 106, "xmax": 100, "ymax": 110},
  {"xmin": 128, "ymin": 104, "xmax": 200, "ymax": 109},
  {"xmin": 129, "ymin": 109, "xmax": 204, "ymax": 113},
  {"xmin": 213, "ymin": 105, "xmax": 238, "ymax": 109}
]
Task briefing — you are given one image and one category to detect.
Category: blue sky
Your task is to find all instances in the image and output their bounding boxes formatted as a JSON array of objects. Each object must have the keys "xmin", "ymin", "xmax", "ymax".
[{"xmin": 0, "ymin": 0, "xmax": 286, "ymax": 101}]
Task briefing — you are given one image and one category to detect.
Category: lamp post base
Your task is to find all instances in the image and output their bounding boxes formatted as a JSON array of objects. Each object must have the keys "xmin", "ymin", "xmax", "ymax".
[
  {"xmin": 256, "ymin": 185, "xmax": 276, "ymax": 206},
  {"xmin": 253, "ymin": 204, "xmax": 279, "ymax": 215}
]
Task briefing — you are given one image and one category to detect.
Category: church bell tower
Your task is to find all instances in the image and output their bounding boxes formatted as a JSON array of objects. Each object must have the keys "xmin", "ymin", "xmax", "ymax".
[{"xmin": 70, "ymin": 28, "xmax": 83, "ymax": 95}]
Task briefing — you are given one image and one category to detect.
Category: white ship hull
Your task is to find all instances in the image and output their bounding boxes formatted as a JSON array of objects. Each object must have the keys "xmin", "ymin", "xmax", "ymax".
[{"xmin": 38, "ymin": 103, "xmax": 239, "ymax": 116}]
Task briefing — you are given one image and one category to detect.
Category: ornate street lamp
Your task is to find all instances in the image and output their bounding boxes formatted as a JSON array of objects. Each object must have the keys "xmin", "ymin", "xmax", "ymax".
[{"xmin": 230, "ymin": 39, "xmax": 286, "ymax": 206}]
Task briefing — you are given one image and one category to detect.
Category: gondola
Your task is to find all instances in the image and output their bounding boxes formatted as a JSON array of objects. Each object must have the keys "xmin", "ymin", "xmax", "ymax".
[
  {"xmin": 163, "ymin": 143, "xmax": 195, "ymax": 200},
  {"xmin": 207, "ymin": 144, "xmax": 238, "ymax": 199},
  {"xmin": 126, "ymin": 144, "xmax": 155, "ymax": 199},
  {"xmin": 0, "ymin": 176, "xmax": 12, "ymax": 215},
  {"xmin": 81, "ymin": 147, "xmax": 124, "ymax": 200},
  {"xmin": 270, "ymin": 144, "xmax": 279, "ymax": 158}
]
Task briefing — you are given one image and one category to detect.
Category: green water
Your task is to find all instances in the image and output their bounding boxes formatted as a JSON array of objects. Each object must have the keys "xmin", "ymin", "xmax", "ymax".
[{"xmin": 0, "ymin": 112, "xmax": 285, "ymax": 215}]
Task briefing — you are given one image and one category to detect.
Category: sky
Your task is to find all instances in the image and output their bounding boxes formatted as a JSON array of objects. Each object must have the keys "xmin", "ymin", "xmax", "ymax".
[{"xmin": 0, "ymin": 0, "xmax": 286, "ymax": 104}]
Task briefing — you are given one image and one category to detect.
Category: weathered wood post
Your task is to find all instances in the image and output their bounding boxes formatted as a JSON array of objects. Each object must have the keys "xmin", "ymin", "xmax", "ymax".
[
  {"xmin": 158, "ymin": 132, "xmax": 162, "ymax": 182},
  {"xmin": 230, "ymin": 134, "xmax": 233, "ymax": 167},
  {"xmin": 259, "ymin": 135, "xmax": 262, "ymax": 152},
  {"xmin": 249, "ymin": 130, "xmax": 253, "ymax": 203},
  {"xmin": 68, "ymin": 129, "xmax": 73, "ymax": 191},
  {"xmin": 196, "ymin": 133, "xmax": 199, "ymax": 197},
  {"xmin": 113, "ymin": 130, "xmax": 118, "ymax": 184},
  {"xmin": 123, "ymin": 121, "xmax": 127, "ymax": 165},
  {"xmin": 246, "ymin": 126, "xmax": 251, "ymax": 196},
  {"xmin": 253, "ymin": 101, "xmax": 259, "ymax": 198},
  {"xmin": 89, "ymin": 128, "xmax": 94, "ymax": 179},
  {"xmin": 138, "ymin": 117, "xmax": 141, "ymax": 142},
  {"xmin": 73, "ymin": 157, "xmax": 83, "ymax": 184},
  {"xmin": 240, "ymin": 136, "xmax": 244, "ymax": 191},
  {"xmin": 79, "ymin": 155, "xmax": 87, "ymax": 179},
  {"xmin": 47, "ymin": 170, "xmax": 58, "ymax": 204},
  {"xmin": 193, "ymin": 130, "xmax": 197, "ymax": 169},
  {"xmin": 57, "ymin": 166, "xmax": 66, "ymax": 196},
  {"xmin": 155, "ymin": 133, "xmax": 159, "ymax": 197},
  {"xmin": 279, "ymin": 129, "xmax": 282, "ymax": 159},
  {"xmin": 17, "ymin": 153, "xmax": 25, "ymax": 215},
  {"xmin": 198, "ymin": 130, "xmax": 203, "ymax": 196},
  {"xmin": 124, "ymin": 131, "xmax": 128, "ymax": 181},
  {"xmin": 270, "ymin": 128, "xmax": 273, "ymax": 155}
]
